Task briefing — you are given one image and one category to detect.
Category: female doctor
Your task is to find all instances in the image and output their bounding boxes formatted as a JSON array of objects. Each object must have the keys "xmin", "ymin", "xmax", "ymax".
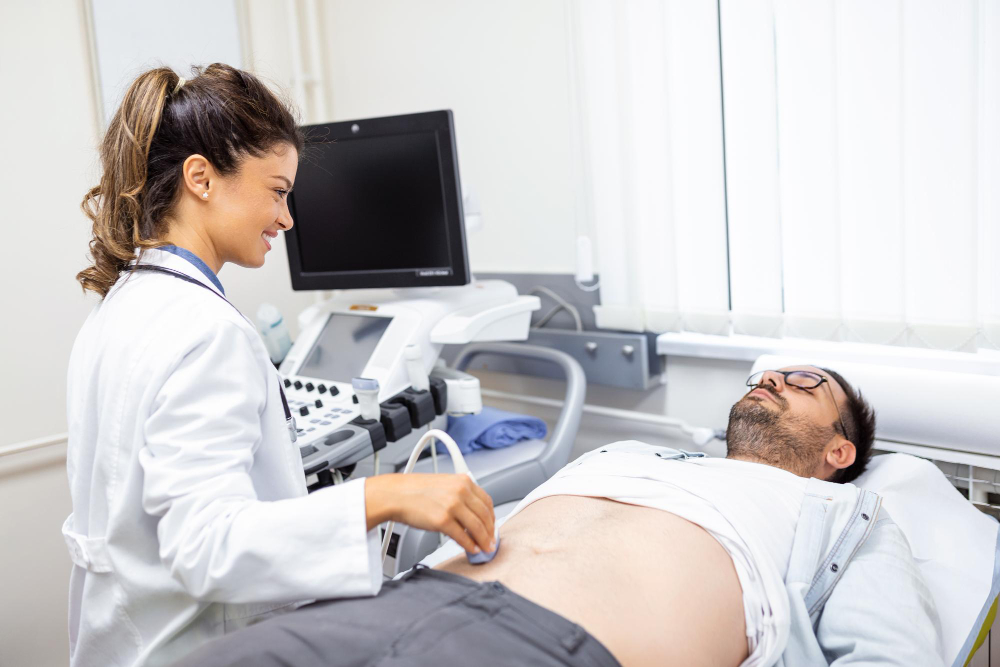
[{"xmin": 64, "ymin": 64, "xmax": 496, "ymax": 667}]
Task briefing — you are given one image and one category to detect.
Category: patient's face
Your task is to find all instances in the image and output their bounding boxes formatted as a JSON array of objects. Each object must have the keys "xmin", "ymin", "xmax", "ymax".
[{"xmin": 725, "ymin": 366, "xmax": 849, "ymax": 478}]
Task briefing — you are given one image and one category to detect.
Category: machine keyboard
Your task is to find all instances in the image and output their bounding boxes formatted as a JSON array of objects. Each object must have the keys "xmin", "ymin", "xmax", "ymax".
[{"xmin": 280, "ymin": 373, "xmax": 447, "ymax": 485}]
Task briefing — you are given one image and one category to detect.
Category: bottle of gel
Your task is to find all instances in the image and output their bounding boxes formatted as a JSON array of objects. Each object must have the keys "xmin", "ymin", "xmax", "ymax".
[{"xmin": 256, "ymin": 303, "xmax": 292, "ymax": 365}]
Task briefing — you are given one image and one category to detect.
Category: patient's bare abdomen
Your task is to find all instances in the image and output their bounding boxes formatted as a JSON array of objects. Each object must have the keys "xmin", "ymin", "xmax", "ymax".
[{"xmin": 437, "ymin": 495, "xmax": 748, "ymax": 667}]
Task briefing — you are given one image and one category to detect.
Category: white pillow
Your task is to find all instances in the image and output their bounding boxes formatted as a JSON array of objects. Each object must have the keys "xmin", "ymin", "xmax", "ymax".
[{"xmin": 854, "ymin": 453, "xmax": 1000, "ymax": 666}]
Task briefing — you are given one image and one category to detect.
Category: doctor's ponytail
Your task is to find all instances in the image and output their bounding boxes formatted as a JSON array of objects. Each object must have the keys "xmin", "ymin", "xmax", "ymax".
[
  {"xmin": 77, "ymin": 64, "xmax": 303, "ymax": 298},
  {"xmin": 77, "ymin": 68, "xmax": 173, "ymax": 298}
]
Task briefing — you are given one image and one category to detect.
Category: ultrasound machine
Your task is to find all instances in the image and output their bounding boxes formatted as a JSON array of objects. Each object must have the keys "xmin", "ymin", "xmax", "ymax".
[{"xmin": 276, "ymin": 112, "xmax": 523, "ymax": 469}]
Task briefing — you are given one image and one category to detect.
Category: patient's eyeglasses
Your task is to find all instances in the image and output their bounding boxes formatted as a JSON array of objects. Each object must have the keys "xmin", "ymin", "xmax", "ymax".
[{"xmin": 746, "ymin": 370, "xmax": 850, "ymax": 440}]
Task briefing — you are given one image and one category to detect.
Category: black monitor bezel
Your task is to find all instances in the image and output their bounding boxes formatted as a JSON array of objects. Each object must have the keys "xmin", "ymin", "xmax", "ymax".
[{"xmin": 285, "ymin": 110, "xmax": 470, "ymax": 291}]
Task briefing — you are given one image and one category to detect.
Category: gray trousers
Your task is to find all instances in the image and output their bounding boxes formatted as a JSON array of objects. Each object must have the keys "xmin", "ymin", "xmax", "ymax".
[{"xmin": 172, "ymin": 566, "xmax": 621, "ymax": 667}]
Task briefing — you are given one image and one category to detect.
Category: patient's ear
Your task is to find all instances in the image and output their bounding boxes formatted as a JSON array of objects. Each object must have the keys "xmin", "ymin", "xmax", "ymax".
[{"xmin": 826, "ymin": 440, "xmax": 856, "ymax": 472}]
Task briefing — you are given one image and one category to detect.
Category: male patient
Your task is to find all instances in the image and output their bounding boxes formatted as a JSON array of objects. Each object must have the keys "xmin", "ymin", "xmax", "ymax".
[{"xmin": 175, "ymin": 367, "xmax": 942, "ymax": 667}]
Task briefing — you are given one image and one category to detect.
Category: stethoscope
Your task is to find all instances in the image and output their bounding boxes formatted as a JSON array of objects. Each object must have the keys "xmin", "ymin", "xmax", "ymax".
[{"xmin": 127, "ymin": 264, "xmax": 298, "ymax": 443}]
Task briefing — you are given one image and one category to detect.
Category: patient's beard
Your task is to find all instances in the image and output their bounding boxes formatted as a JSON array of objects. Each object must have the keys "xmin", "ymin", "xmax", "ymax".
[{"xmin": 724, "ymin": 397, "xmax": 830, "ymax": 477}]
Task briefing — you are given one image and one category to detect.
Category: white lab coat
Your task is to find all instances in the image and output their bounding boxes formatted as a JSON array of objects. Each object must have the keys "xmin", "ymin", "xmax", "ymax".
[{"xmin": 63, "ymin": 248, "xmax": 382, "ymax": 667}]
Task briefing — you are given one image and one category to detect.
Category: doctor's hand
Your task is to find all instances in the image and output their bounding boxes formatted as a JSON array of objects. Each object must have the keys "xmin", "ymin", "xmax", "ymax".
[{"xmin": 364, "ymin": 473, "xmax": 496, "ymax": 555}]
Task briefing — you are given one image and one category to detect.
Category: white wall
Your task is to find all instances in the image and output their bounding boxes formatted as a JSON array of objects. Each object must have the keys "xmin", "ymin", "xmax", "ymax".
[
  {"xmin": 319, "ymin": 0, "xmax": 580, "ymax": 274},
  {"xmin": 1, "ymin": 0, "xmax": 102, "ymax": 448},
  {"xmin": 0, "ymin": 2, "xmax": 99, "ymax": 663},
  {"xmin": 89, "ymin": 0, "xmax": 243, "ymax": 124},
  {"xmin": 0, "ymin": 444, "xmax": 72, "ymax": 667}
]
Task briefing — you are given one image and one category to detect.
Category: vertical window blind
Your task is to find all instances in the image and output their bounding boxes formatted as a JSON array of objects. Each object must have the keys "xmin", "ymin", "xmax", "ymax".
[{"xmin": 572, "ymin": 0, "xmax": 1000, "ymax": 352}]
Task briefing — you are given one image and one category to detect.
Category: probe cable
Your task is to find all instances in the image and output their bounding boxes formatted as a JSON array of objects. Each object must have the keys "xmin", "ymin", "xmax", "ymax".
[{"xmin": 380, "ymin": 429, "xmax": 474, "ymax": 563}]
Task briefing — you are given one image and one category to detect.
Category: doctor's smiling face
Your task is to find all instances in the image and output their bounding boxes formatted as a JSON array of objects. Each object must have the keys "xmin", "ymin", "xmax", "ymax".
[
  {"xmin": 725, "ymin": 366, "xmax": 876, "ymax": 483},
  {"xmin": 77, "ymin": 64, "xmax": 305, "ymax": 299},
  {"xmin": 168, "ymin": 143, "xmax": 299, "ymax": 273}
]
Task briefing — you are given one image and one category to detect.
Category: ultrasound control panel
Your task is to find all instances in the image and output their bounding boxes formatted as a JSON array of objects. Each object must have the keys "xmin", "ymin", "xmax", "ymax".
[
  {"xmin": 276, "ymin": 280, "xmax": 537, "ymax": 489},
  {"xmin": 282, "ymin": 376, "xmax": 354, "ymax": 437},
  {"xmin": 281, "ymin": 372, "xmax": 448, "ymax": 486}
]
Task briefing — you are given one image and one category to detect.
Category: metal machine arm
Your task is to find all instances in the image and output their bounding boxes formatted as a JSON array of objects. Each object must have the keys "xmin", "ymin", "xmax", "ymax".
[{"xmin": 452, "ymin": 342, "xmax": 586, "ymax": 480}]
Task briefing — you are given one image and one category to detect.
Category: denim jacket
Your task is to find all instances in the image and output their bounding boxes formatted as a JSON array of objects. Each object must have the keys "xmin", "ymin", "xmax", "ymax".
[{"xmin": 776, "ymin": 477, "xmax": 943, "ymax": 666}]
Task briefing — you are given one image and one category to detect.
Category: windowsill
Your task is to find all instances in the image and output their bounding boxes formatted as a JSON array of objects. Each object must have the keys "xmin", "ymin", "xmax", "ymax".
[{"xmin": 656, "ymin": 332, "xmax": 1000, "ymax": 375}]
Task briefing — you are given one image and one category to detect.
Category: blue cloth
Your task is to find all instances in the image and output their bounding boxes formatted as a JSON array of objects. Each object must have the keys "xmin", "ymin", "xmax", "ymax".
[
  {"xmin": 159, "ymin": 245, "xmax": 225, "ymax": 295},
  {"xmin": 442, "ymin": 407, "xmax": 547, "ymax": 455}
]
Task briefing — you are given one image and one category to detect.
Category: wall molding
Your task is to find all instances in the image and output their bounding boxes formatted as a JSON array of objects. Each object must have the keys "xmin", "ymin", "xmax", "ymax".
[{"xmin": 0, "ymin": 433, "xmax": 69, "ymax": 459}]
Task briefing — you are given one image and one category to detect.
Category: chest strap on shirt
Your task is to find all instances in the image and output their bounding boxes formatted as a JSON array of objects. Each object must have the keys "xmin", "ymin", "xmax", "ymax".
[{"xmin": 61, "ymin": 514, "xmax": 112, "ymax": 573}]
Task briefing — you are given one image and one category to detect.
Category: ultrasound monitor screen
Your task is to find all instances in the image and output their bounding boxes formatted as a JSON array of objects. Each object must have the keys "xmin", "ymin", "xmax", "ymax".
[
  {"xmin": 295, "ymin": 132, "xmax": 450, "ymax": 273},
  {"xmin": 286, "ymin": 111, "xmax": 469, "ymax": 290},
  {"xmin": 298, "ymin": 313, "xmax": 392, "ymax": 383}
]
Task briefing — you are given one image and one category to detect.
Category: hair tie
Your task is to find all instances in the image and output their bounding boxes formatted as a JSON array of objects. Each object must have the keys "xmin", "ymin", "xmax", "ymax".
[{"xmin": 172, "ymin": 77, "xmax": 186, "ymax": 95}]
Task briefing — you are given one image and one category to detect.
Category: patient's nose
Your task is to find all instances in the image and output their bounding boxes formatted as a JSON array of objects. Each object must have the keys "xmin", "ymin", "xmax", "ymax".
[{"xmin": 758, "ymin": 370, "xmax": 785, "ymax": 390}]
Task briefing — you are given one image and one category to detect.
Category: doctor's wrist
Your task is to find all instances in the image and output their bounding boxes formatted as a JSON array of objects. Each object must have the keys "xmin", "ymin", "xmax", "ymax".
[{"xmin": 363, "ymin": 474, "xmax": 399, "ymax": 531}]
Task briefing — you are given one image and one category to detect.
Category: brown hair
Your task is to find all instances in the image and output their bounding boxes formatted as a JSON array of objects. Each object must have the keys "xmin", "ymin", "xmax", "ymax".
[
  {"xmin": 820, "ymin": 367, "xmax": 877, "ymax": 484},
  {"xmin": 77, "ymin": 63, "xmax": 304, "ymax": 298}
]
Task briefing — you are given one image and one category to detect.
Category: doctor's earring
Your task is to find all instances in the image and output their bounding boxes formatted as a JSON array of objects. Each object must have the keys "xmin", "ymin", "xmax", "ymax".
[{"xmin": 202, "ymin": 192, "xmax": 209, "ymax": 200}]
